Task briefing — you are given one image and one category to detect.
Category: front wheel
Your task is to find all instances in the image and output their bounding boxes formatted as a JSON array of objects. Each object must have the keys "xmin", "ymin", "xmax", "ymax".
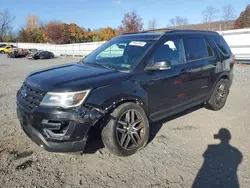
[
  {"xmin": 101, "ymin": 102, "xmax": 149, "ymax": 156},
  {"xmin": 205, "ymin": 79, "xmax": 230, "ymax": 111}
]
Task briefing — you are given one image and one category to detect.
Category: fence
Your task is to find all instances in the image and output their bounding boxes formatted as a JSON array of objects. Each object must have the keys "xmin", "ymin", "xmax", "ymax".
[
  {"xmin": 1, "ymin": 28, "xmax": 250, "ymax": 60},
  {"xmin": 218, "ymin": 28, "xmax": 250, "ymax": 61}
]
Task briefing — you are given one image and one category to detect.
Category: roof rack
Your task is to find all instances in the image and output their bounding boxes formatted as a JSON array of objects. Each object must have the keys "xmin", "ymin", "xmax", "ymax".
[{"xmin": 122, "ymin": 28, "xmax": 218, "ymax": 35}]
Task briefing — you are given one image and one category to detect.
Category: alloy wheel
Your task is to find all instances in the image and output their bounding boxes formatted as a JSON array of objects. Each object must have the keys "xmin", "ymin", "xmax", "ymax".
[
  {"xmin": 116, "ymin": 109, "xmax": 145, "ymax": 150},
  {"xmin": 215, "ymin": 83, "xmax": 227, "ymax": 106}
]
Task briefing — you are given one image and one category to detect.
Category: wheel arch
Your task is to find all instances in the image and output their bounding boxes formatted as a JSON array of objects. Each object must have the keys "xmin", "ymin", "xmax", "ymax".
[
  {"xmin": 85, "ymin": 81, "xmax": 149, "ymax": 116},
  {"xmin": 209, "ymin": 72, "xmax": 231, "ymax": 99}
]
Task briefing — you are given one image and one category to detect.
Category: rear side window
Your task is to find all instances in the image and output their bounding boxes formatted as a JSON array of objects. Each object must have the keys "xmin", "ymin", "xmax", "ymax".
[
  {"xmin": 214, "ymin": 37, "xmax": 231, "ymax": 55},
  {"xmin": 184, "ymin": 38, "xmax": 208, "ymax": 61}
]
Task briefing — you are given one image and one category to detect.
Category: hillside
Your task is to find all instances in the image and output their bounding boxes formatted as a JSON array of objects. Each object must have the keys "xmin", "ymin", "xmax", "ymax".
[{"xmin": 166, "ymin": 20, "xmax": 236, "ymax": 31}]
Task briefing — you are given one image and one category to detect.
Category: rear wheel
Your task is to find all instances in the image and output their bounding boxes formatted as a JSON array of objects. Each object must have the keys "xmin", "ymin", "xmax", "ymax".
[
  {"xmin": 205, "ymin": 79, "xmax": 230, "ymax": 111},
  {"xmin": 0, "ymin": 51, "xmax": 4, "ymax": 54},
  {"xmin": 101, "ymin": 102, "xmax": 149, "ymax": 156}
]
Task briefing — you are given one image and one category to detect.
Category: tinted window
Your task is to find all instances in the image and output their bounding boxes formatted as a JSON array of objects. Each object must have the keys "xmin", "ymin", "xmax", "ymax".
[
  {"xmin": 214, "ymin": 37, "xmax": 231, "ymax": 55},
  {"xmin": 153, "ymin": 39, "xmax": 185, "ymax": 66},
  {"xmin": 184, "ymin": 38, "xmax": 208, "ymax": 61},
  {"xmin": 206, "ymin": 41, "xmax": 214, "ymax": 57}
]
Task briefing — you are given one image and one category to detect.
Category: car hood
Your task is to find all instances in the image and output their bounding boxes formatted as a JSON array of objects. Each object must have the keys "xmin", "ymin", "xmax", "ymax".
[{"xmin": 26, "ymin": 62, "xmax": 129, "ymax": 92}]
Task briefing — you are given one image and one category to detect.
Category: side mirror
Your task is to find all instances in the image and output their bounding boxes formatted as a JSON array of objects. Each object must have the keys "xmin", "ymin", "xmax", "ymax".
[{"xmin": 145, "ymin": 61, "xmax": 171, "ymax": 71}]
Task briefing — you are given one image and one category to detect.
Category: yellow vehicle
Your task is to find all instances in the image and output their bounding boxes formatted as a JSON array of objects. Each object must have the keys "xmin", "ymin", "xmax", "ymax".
[{"xmin": 0, "ymin": 46, "xmax": 13, "ymax": 54}]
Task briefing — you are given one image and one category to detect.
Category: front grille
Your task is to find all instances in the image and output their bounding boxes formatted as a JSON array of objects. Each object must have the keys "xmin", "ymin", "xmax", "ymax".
[{"xmin": 18, "ymin": 82, "xmax": 46, "ymax": 111}]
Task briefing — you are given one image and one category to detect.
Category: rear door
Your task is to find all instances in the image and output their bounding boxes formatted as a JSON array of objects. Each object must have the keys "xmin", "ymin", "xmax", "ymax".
[{"xmin": 182, "ymin": 37, "xmax": 216, "ymax": 101}]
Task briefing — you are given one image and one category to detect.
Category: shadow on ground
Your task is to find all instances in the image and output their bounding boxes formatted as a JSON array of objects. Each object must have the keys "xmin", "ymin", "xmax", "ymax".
[{"xmin": 192, "ymin": 128, "xmax": 243, "ymax": 188}]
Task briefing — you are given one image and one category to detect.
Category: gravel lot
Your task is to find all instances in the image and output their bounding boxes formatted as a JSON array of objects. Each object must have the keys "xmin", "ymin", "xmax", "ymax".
[{"xmin": 0, "ymin": 55, "xmax": 250, "ymax": 188}]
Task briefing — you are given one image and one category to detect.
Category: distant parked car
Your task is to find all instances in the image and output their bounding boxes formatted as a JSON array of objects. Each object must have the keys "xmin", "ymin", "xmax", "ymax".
[
  {"xmin": 0, "ymin": 46, "xmax": 13, "ymax": 54},
  {"xmin": 30, "ymin": 51, "xmax": 55, "ymax": 60},
  {"xmin": 8, "ymin": 48, "xmax": 28, "ymax": 58}
]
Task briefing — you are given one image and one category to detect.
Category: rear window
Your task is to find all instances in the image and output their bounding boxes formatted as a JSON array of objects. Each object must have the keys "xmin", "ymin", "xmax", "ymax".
[
  {"xmin": 184, "ymin": 38, "xmax": 208, "ymax": 61},
  {"xmin": 214, "ymin": 37, "xmax": 231, "ymax": 55}
]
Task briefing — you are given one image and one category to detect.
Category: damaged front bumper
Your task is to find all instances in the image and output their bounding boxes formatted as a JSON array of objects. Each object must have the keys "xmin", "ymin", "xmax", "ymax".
[{"xmin": 16, "ymin": 99, "xmax": 104, "ymax": 153}]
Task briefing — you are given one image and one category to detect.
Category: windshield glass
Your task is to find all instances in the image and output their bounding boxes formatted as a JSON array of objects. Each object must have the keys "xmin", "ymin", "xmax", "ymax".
[{"xmin": 82, "ymin": 38, "xmax": 154, "ymax": 71}]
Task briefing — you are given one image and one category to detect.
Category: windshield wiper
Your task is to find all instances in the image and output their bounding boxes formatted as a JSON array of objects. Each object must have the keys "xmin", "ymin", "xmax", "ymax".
[{"xmin": 83, "ymin": 62, "xmax": 113, "ymax": 70}]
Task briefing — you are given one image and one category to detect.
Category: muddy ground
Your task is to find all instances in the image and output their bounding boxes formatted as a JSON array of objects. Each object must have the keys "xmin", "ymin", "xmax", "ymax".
[{"xmin": 0, "ymin": 55, "xmax": 249, "ymax": 188}]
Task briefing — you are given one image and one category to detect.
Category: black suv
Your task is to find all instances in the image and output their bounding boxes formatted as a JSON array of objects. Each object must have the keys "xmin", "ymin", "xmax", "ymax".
[{"xmin": 16, "ymin": 30, "xmax": 234, "ymax": 156}]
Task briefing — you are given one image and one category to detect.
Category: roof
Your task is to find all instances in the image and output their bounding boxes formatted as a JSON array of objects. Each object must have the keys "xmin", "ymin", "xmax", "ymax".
[
  {"xmin": 118, "ymin": 32, "xmax": 163, "ymax": 40},
  {"xmin": 121, "ymin": 29, "xmax": 219, "ymax": 39}
]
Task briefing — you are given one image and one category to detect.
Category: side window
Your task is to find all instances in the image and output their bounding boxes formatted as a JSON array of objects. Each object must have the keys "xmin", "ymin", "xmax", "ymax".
[
  {"xmin": 206, "ymin": 41, "xmax": 214, "ymax": 57},
  {"xmin": 153, "ymin": 39, "xmax": 185, "ymax": 66},
  {"xmin": 214, "ymin": 37, "xmax": 231, "ymax": 55},
  {"xmin": 184, "ymin": 38, "xmax": 209, "ymax": 61},
  {"xmin": 98, "ymin": 43, "xmax": 126, "ymax": 58}
]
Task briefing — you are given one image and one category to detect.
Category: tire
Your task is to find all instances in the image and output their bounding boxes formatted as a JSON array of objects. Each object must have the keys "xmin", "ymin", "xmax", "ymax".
[
  {"xmin": 0, "ymin": 51, "xmax": 4, "ymax": 54},
  {"xmin": 101, "ymin": 102, "xmax": 149, "ymax": 156},
  {"xmin": 205, "ymin": 79, "xmax": 230, "ymax": 111}
]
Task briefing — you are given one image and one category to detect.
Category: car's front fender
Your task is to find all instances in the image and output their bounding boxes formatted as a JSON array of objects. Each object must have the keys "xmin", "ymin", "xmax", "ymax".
[{"xmin": 85, "ymin": 80, "xmax": 148, "ymax": 115}]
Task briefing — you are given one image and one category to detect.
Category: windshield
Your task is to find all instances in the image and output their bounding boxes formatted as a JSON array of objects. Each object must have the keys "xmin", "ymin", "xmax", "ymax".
[{"xmin": 82, "ymin": 38, "xmax": 154, "ymax": 71}]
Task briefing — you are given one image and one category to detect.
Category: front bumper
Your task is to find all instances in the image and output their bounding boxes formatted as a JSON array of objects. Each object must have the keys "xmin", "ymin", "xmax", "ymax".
[{"xmin": 16, "ymin": 98, "xmax": 103, "ymax": 153}]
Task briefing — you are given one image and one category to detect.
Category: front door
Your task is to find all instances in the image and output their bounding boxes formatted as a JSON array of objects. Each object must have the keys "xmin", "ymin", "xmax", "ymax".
[{"xmin": 141, "ymin": 36, "xmax": 190, "ymax": 121}]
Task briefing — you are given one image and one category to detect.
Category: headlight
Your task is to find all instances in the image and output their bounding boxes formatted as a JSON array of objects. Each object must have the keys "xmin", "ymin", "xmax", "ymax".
[{"xmin": 40, "ymin": 90, "xmax": 90, "ymax": 108}]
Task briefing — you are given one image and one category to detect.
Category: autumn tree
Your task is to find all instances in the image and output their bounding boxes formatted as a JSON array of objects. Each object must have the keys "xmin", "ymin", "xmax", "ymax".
[
  {"xmin": 202, "ymin": 6, "xmax": 219, "ymax": 29},
  {"xmin": 18, "ymin": 27, "xmax": 44, "ymax": 43},
  {"xmin": 43, "ymin": 21, "xmax": 70, "ymax": 44},
  {"xmin": 18, "ymin": 15, "xmax": 44, "ymax": 43},
  {"xmin": 101, "ymin": 27, "xmax": 117, "ymax": 40},
  {"xmin": 0, "ymin": 10, "xmax": 15, "ymax": 42},
  {"xmin": 168, "ymin": 16, "xmax": 188, "ymax": 27},
  {"xmin": 119, "ymin": 10, "xmax": 144, "ymax": 33},
  {"xmin": 235, "ymin": 4, "xmax": 250, "ymax": 29},
  {"xmin": 67, "ymin": 23, "xmax": 85, "ymax": 43}
]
